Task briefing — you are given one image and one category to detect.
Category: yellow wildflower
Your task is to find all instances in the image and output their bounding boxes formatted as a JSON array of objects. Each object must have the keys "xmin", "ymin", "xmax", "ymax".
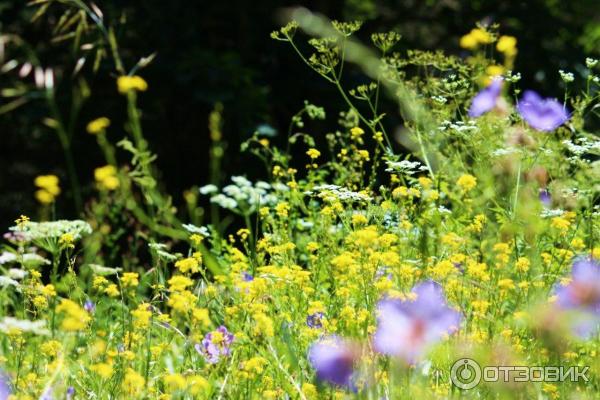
[
  {"xmin": 497, "ymin": 35, "xmax": 518, "ymax": 57},
  {"xmin": 457, "ymin": 174, "xmax": 477, "ymax": 191},
  {"xmin": 94, "ymin": 165, "xmax": 120, "ymax": 191},
  {"xmin": 90, "ymin": 363, "xmax": 113, "ymax": 379},
  {"xmin": 350, "ymin": 127, "xmax": 364, "ymax": 141},
  {"xmin": 122, "ymin": 368, "xmax": 145, "ymax": 396},
  {"xmin": 306, "ymin": 148, "xmax": 321, "ymax": 159},
  {"xmin": 56, "ymin": 299, "xmax": 91, "ymax": 331},
  {"xmin": 121, "ymin": 272, "xmax": 139, "ymax": 288},
  {"xmin": 175, "ymin": 257, "xmax": 200, "ymax": 274},
  {"xmin": 34, "ymin": 174, "xmax": 61, "ymax": 204},
  {"xmin": 131, "ymin": 303, "xmax": 152, "ymax": 329},
  {"xmin": 86, "ymin": 117, "xmax": 111, "ymax": 134},
  {"xmin": 117, "ymin": 75, "xmax": 148, "ymax": 94}
]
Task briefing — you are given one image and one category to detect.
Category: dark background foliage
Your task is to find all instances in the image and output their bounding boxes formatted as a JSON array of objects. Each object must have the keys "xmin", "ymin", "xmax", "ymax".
[{"xmin": 1, "ymin": 0, "xmax": 599, "ymax": 229}]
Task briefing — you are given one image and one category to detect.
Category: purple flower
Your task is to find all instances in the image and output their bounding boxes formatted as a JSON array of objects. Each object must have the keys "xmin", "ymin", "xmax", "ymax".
[
  {"xmin": 554, "ymin": 258, "xmax": 600, "ymax": 314},
  {"xmin": 468, "ymin": 78, "xmax": 502, "ymax": 117},
  {"xmin": 539, "ymin": 189, "xmax": 552, "ymax": 207},
  {"xmin": 306, "ymin": 312, "xmax": 324, "ymax": 329},
  {"xmin": 517, "ymin": 91, "xmax": 569, "ymax": 131},
  {"xmin": 373, "ymin": 280, "xmax": 462, "ymax": 362},
  {"xmin": 84, "ymin": 300, "xmax": 95, "ymax": 313},
  {"xmin": 195, "ymin": 325, "xmax": 234, "ymax": 364},
  {"xmin": 0, "ymin": 371, "xmax": 10, "ymax": 400},
  {"xmin": 553, "ymin": 257, "xmax": 600, "ymax": 338},
  {"xmin": 40, "ymin": 387, "xmax": 53, "ymax": 400},
  {"xmin": 66, "ymin": 386, "xmax": 75, "ymax": 400},
  {"xmin": 308, "ymin": 335, "xmax": 358, "ymax": 388},
  {"xmin": 241, "ymin": 271, "xmax": 254, "ymax": 282},
  {"xmin": 375, "ymin": 266, "xmax": 393, "ymax": 281}
]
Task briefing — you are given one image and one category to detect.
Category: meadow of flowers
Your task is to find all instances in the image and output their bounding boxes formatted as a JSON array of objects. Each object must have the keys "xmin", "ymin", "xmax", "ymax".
[{"xmin": 1, "ymin": 3, "xmax": 600, "ymax": 400}]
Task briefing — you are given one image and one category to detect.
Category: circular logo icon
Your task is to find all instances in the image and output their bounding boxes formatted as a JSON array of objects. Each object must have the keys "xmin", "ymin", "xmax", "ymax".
[{"xmin": 450, "ymin": 358, "xmax": 482, "ymax": 390}]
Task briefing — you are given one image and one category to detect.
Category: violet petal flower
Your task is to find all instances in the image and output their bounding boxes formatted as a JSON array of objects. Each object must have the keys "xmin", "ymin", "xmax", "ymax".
[
  {"xmin": 553, "ymin": 257, "xmax": 600, "ymax": 338},
  {"xmin": 539, "ymin": 189, "xmax": 552, "ymax": 207},
  {"xmin": 373, "ymin": 280, "xmax": 462, "ymax": 362},
  {"xmin": 195, "ymin": 325, "xmax": 234, "ymax": 364},
  {"xmin": 517, "ymin": 91, "xmax": 569, "ymax": 131},
  {"xmin": 308, "ymin": 335, "xmax": 357, "ymax": 388},
  {"xmin": 468, "ymin": 78, "xmax": 502, "ymax": 117},
  {"xmin": 0, "ymin": 371, "xmax": 10, "ymax": 400},
  {"xmin": 554, "ymin": 258, "xmax": 600, "ymax": 314},
  {"xmin": 242, "ymin": 271, "xmax": 254, "ymax": 282},
  {"xmin": 84, "ymin": 300, "xmax": 95, "ymax": 313},
  {"xmin": 306, "ymin": 312, "xmax": 324, "ymax": 329}
]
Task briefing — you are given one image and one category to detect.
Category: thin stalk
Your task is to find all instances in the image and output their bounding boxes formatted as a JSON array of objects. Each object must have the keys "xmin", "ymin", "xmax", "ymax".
[{"xmin": 512, "ymin": 160, "xmax": 522, "ymax": 219}]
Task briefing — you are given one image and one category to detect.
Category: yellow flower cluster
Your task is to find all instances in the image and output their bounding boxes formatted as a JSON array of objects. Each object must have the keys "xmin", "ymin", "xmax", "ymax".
[
  {"xmin": 456, "ymin": 174, "xmax": 477, "ymax": 192},
  {"xmin": 121, "ymin": 272, "xmax": 139, "ymax": 288},
  {"xmin": 56, "ymin": 299, "xmax": 91, "ymax": 331},
  {"xmin": 460, "ymin": 27, "xmax": 493, "ymax": 49},
  {"xmin": 497, "ymin": 35, "xmax": 517, "ymax": 58},
  {"xmin": 34, "ymin": 174, "xmax": 60, "ymax": 204},
  {"xmin": 86, "ymin": 117, "xmax": 111, "ymax": 134},
  {"xmin": 175, "ymin": 255, "xmax": 201, "ymax": 274},
  {"xmin": 94, "ymin": 165, "xmax": 120, "ymax": 191},
  {"xmin": 306, "ymin": 148, "xmax": 321, "ymax": 159},
  {"xmin": 117, "ymin": 75, "xmax": 148, "ymax": 94}
]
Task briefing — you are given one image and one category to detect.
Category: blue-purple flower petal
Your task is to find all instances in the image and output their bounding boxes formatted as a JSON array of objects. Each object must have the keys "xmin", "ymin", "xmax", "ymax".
[
  {"xmin": 308, "ymin": 335, "xmax": 357, "ymax": 388},
  {"xmin": 373, "ymin": 280, "xmax": 462, "ymax": 362},
  {"xmin": 517, "ymin": 90, "xmax": 569, "ymax": 131},
  {"xmin": 468, "ymin": 78, "xmax": 502, "ymax": 117}
]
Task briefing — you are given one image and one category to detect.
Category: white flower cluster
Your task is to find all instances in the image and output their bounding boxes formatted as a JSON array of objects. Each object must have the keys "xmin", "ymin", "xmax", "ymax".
[
  {"xmin": 431, "ymin": 95, "xmax": 447, "ymax": 105},
  {"xmin": 540, "ymin": 208, "xmax": 565, "ymax": 218},
  {"xmin": 0, "ymin": 317, "xmax": 50, "ymax": 335},
  {"xmin": 0, "ymin": 251, "xmax": 16, "ymax": 265},
  {"xmin": 9, "ymin": 219, "xmax": 92, "ymax": 241},
  {"xmin": 438, "ymin": 120, "xmax": 478, "ymax": 133},
  {"xmin": 559, "ymin": 70, "xmax": 575, "ymax": 83},
  {"xmin": 305, "ymin": 184, "xmax": 372, "ymax": 202},
  {"xmin": 182, "ymin": 223, "xmax": 211, "ymax": 237},
  {"xmin": 384, "ymin": 159, "xmax": 428, "ymax": 175},
  {"xmin": 0, "ymin": 276, "xmax": 20, "ymax": 289},
  {"xmin": 200, "ymin": 177, "xmax": 284, "ymax": 213},
  {"xmin": 504, "ymin": 71, "xmax": 521, "ymax": 83},
  {"xmin": 0, "ymin": 251, "xmax": 50, "ymax": 267},
  {"xmin": 562, "ymin": 138, "xmax": 600, "ymax": 161}
]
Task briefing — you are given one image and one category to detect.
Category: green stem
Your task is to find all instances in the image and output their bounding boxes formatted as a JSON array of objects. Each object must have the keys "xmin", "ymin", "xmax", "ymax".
[
  {"xmin": 512, "ymin": 160, "xmax": 522, "ymax": 219},
  {"xmin": 47, "ymin": 91, "xmax": 83, "ymax": 214}
]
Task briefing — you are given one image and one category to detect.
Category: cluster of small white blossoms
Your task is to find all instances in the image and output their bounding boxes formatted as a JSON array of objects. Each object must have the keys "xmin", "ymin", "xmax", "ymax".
[
  {"xmin": 559, "ymin": 69, "xmax": 575, "ymax": 83},
  {"xmin": 0, "ymin": 252, "xmax": 50, "ymax": 268},
  {"xmin": 200, "ymin": 176, "xmax": 284, "ymax": 213},
  {"xmin": 431, "ymin": 95, "xmax": 448, "ymax": 105},
  {"xmin": 304, "ymin": 184, "xmax": 372, "ymax": 202},
  {"xmin": 562, "ymin": 137, "xmax": 600, "ymax": 162},
  {"xmin": 181, "ymin": 223, "xmax": 211, "ymax": 237},
  {"xmin": 438, "ymin": 119, "xmax": 478, "ymax": 132},
  {"xmin": 540, "ymin": 208, "xmax": 565, "ymax": 218},
  {"xmin": 384, "ymin": 159, "xmax": 428, "ymax": 175},
  {"xmin": 0, "ymin": 317, "xmax": 49, "ymax": 335},
  {"xmin": 9, "ymin": 219, "xmax": 92, "ymax": 241}
]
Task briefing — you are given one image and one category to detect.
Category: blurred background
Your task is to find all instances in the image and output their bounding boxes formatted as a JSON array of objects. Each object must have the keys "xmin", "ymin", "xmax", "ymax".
[{"xmin": 1, "ymin": 0, "xmax": 599, "ymax": 229}]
